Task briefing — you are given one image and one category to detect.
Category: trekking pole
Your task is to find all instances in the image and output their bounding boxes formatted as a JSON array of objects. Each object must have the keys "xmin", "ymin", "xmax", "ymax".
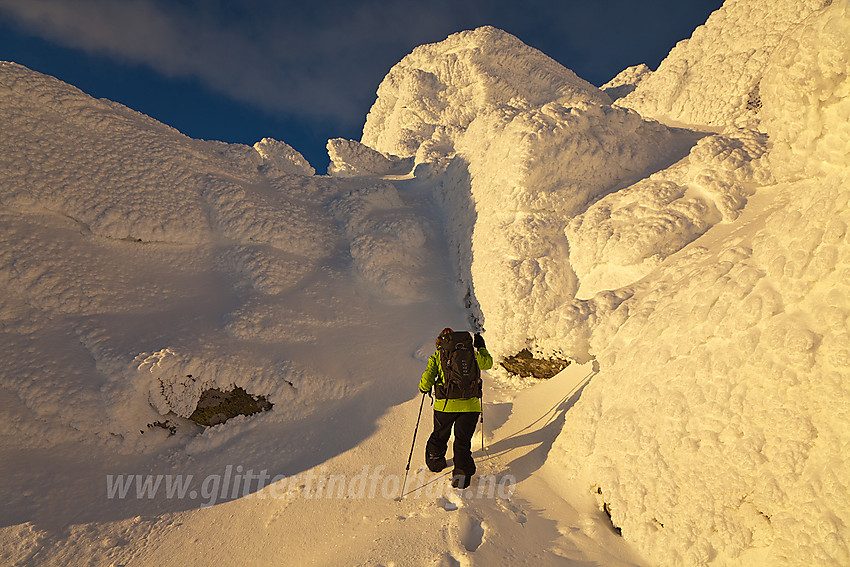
[
  {"xmin": 481, "ymin": 408, "xmax": 485, "ymax": 452},
  {"xmin": 399, "ymin": 391, "xmax": 427, "ymax": 500}
]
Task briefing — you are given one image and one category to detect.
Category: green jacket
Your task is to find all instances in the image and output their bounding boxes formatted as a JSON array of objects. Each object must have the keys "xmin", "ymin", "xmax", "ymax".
[{"xmin": 419, "ymin": 347, "xmax": 493, "ymax": 412}]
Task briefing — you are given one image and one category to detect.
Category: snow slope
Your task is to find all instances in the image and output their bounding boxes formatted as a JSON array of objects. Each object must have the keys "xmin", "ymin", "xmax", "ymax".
[{"xmin": 342, "ymin": 2, "xmax": 850, "ymax": 565}]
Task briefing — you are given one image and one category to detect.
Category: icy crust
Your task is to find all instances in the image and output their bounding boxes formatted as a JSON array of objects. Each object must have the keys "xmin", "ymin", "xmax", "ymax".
[
  {"xmin": 360, "ymin": 26, "xmax": 611, "ymax": 159},
  {"xmin": 567, "ymin": 128, "xmax": 772, "ymax": 298},
  {"xmin": 618, "ymin": 0, "xmax": 831, "ymax": 129}
]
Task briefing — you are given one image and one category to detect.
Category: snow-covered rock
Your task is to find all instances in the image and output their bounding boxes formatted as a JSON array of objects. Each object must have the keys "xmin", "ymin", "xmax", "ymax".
[
  {"xmin": 455, "ymin": 102, "xmax": 694, "ymax": 356},
  {"xmin": 0, "ymin": 61, "xmax": 351, "ymax": 449},
  {"xmin": 360, "ymin": 25, "xmax": 612, "ymax": 160},
  {"xmin": 601, "ymin": 64, "xmax": 652, "ymax": 102},
  {"xmin": 618, "ymin": 0, "xmax": 832, "ymax": 129},
  {"xmin": 326, "ymin": 138, "xmax": 412, "ymax": 177},
  {"xmin": 253, "ymin": 137, "xmax": 315, "ymax": 177},
  {"xmin": 355, "ymin": 26, "xmax": 700, "ymax": 356}
]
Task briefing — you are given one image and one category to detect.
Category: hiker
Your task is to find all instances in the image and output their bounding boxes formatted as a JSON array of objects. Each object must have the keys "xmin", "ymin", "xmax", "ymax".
[{"xmin": 419, "ymin": 327, "xmax": 493, "ymax": 488}]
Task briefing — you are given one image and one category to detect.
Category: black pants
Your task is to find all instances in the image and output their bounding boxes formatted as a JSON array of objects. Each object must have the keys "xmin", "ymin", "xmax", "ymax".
[{"xmin": 425, "ymin": 410, "xmax": 480, "ymax": 475}]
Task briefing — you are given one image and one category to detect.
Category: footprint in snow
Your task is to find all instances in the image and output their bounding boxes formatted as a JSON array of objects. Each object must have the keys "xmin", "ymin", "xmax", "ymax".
[
  {"xmin": 497, "ymin": 498, "xmax": 528, "ymax": 526},
  {"xmin": 459, "ymin": 514, "xmax": 485, "ymax": 552}
]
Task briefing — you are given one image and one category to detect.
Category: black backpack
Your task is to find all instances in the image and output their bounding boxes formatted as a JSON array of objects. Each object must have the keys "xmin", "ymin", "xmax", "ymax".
[{"xmin": 436, "ymin": 331, "xmax": 482, "ymax": 399}]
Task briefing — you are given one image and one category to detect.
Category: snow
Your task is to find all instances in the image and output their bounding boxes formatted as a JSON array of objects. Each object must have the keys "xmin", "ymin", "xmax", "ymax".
[
  {"xmin": 254, "ymin": 137, "xmax": 316, "ymax": 177},
  {"xmin": 760, "ymin": 0, "xmax": 850, "ymax": 180},
  {"xmin": 350, "ymin": 26, "xmax": 701, "ymax": 356},
  {"xmin": 327, "ymin": 138, "xmax": 412, "ymax": 177},
  {"xmin": 618, "ymin": 0, "xmax": 832, "ymax": 129},
  {"xmin": 360, "ymin": 25, "xmax": 612, "ymax": 160},
  {"xmin": 567, "ymin": 127, "xmax": 772, "ymax": 298},
  {"xmin": 550, "ymin": 3, "xmax": 850, "ymax": 566},
  {"xmin": 2, "ymin": 0, "xmax": 850, "ymax": 565},
  {"xmin": 602, "ymin": 64, "xmax": 653, "ymax": 102}
]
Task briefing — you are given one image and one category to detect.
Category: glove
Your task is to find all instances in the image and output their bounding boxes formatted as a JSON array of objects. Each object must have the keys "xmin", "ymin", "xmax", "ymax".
[{"xmin": 473, "ymin": 332, "xmax": 486, "ymax": 349}]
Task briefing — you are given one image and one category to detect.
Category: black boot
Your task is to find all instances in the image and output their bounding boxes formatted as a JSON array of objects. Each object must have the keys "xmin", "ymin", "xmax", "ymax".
[
  {"xmin": 451, "ymin": 469, "xmax": 472, "ymax": 489},
  {"xmin": 426, "ymin": 454, "xmax": 447, "ymax": 473}
]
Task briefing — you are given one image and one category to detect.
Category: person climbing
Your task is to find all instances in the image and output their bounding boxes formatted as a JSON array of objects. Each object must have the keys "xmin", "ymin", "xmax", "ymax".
[{"xmin": 419, "ymin": 327, "xmax": 493, "ymax": 489}]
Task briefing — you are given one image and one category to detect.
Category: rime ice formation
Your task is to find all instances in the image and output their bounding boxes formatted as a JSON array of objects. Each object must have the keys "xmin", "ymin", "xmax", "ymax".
[
  {"xmin": 760, "ymin": 0, "xmax": 850, "ymax": 180},
  {"xmin": 360, "ymin": 25, "xmax": 612, "ymax": 160},
  {"xmin": 253, "ymin": 137, "xmax": 315, "ymax": 177},
  {"xmin": 566, "ymin": 128, "xmax": 773, "ymax": 298},
  {"xmin": 326, "ymin": 138, "xmax": 412, "ymax": 177},
  {"xmin": 343, "ymin": 25, "xmax": 698, "ymax": 357},
  {"xmin": 551, "ymin": 2, "xmax": 850, "ymax": 566},
  {"xmin": 618, "ymin": 0, "xmax": 833, "ymax": 129},
  {"xmin": 601, "ymin": 63, "xmax": 652, "ymax": 101}
]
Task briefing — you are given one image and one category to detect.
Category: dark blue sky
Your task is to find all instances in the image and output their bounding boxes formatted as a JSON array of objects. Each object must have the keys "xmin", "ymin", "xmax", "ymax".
[{"xmin": 0, "ymin": 0, "xmax": 724, "ymax": 172}]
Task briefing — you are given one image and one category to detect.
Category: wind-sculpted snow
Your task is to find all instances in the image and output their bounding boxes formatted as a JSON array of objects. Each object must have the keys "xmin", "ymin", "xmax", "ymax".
[
  {"xmin": 0, "ymin": 61, "xmax": 426, "ymax": 452},
  {"xmin": 361, "ymin": 26, "xmax": 611, "ymax": 160},
  {"xmin": 0, "ymin": 62, "xmax": 314, "ymax": 245},
  {"xmin": 347, "ymin": 27, "xmax": 698, "ymax": 356},
  {"xmin": 552, "ymin": 3, "xmax": 850, "ymax": 566},
  {"xmin": 567, "ymin": 128, "xmax": 772, "ymax": 298},
  {"xmin": 619, "ymin": 0, "xmax": 831, "ymax": 129},
  {"xmin": 601, "ymin": 64, "xmax": 652, "ymax": 102}
]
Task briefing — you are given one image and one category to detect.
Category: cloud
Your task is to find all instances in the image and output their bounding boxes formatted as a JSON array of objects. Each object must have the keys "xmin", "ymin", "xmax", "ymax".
[
  {"xmin": 0, "ymin": 0, "xmax": 723, "ymax": 125},
  {"xmin": 0, "ymin": 0, "xmax": 469, "ymax": 124}
]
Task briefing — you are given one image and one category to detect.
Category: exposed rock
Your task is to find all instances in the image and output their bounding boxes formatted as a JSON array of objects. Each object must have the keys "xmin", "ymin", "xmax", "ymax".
[
  {"xmin": 189, "ymin": 386, "xmax": 273, "ymax": 427},
  {"xmin": 500, "ymin": 349, "xmax": 570, "ymax": 379}
]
